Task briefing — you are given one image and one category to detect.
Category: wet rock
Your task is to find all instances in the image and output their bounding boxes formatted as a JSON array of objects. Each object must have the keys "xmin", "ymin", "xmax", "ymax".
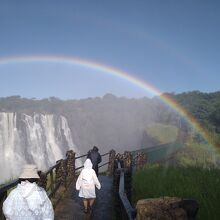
[{"xmin": 136, "ymin": 197, "xmax": 192, "ymax": 220}]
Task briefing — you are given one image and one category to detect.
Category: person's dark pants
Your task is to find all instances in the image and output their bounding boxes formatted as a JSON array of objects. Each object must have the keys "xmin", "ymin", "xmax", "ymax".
[{"xmin": 93, "ymin": 165, "xmax": 99, "ymax": 176}]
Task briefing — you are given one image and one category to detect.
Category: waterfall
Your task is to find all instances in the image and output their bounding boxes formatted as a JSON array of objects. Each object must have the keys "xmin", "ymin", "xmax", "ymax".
[
  {"xmin": 0, "ymin": 113, "xmax": 22, "ymax": 182},
  {"xmin": 0, "ymin": 112, "xmax": 80, "ymax": 183}
]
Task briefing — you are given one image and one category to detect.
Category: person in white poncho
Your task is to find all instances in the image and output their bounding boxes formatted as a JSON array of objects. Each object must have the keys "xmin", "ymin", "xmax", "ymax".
[
  {"xmin": 2, "ymin": 164, "xmax": 54, "ymax": 220},
  {"xmin": 76, "ymin": 158, "xmax": 101, "ymax": 214}
]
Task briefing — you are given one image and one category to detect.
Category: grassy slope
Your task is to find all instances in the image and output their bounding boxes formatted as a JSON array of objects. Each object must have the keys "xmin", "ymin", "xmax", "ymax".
[
  {"xmin": 173, "ymin": 143, "xmax": 220, "ymax": 168},
  {"xmin": 133, "ymin": 165, "xmax": 220, "ymax": 220}
]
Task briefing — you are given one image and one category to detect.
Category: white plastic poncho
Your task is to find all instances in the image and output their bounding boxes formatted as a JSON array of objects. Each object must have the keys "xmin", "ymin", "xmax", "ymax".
[
  {"xmin": 76, "ymin": 159, "xmax": 101, "ymax": 198},
  {"xmin": 3, "ymin": 181, "xmax": 54, "ymax": 220}
]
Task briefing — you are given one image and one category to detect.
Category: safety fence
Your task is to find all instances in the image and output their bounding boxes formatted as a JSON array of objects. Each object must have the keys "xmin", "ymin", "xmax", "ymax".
[
  {"xmin": 132, "ymin": 142, "xmax": 183, "ymax": 166},
  {"xmin": 113, "ymin": 152, "xmax": 136, "ymax": 220},
  {"xmin": 75, "ymin": 151, "xmax": 112, "ymax": 173},
  {"xmin": 112, "ymin": 142, "xmax": 183, "ymax": 220}
]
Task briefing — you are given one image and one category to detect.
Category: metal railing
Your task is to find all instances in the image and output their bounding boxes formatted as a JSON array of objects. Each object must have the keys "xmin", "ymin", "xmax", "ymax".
[
  {"xmin": 117, "ymin": 162, "xmax": 136, "ymax": 220},
  {"xmin": 75, "ymin": 152, "xmax": 110, "ymax": 171},
  {"xmin": 44, "ymin": 161, "xmax": 62, "ymax": 198},
  {"xmin": 132, "ymin": 142, "xmax": 183, "ymax": 164},
  {"xmin": 113, "ymin": 157, "xmax": 136, "ymax": 220}
]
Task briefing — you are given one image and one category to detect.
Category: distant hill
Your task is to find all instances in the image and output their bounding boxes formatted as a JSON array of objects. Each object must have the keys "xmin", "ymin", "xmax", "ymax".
[
  {"xmin": 0, "ymin": 91, "xmax": 219, "ymax": 153},
  {"xmin": 164, "ymin": 91, "xmax": 220, "ymax": 147}
]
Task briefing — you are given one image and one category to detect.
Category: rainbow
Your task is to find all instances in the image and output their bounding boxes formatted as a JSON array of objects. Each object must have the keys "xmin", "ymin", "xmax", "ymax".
[{"xmin": 0, "ymin": 55, "xmax": 217, "ymax": 151}]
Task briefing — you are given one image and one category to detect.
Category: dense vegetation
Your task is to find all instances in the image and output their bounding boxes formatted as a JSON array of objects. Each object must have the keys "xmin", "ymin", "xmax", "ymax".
[
  {"xmin": 132, "ymin": 139, "xmax": 220, "ymax": 219},
  {"xmin": 164, "ymin": 91, "xmax": 220, "ymax": 148},
  {"xmin": 173, "ymin": 142, "xmax": 220, "ymax": 168},
  {"xmin": 133, "ymin": 164, "xmax": 220, "ymax": 220}
]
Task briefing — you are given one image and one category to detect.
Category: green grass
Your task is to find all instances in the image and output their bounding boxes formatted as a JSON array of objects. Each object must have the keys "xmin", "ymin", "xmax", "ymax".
[
  {"xmin": 174, "ymin": 143, "xmax": 220, "ymax": 169},
  {"xmin": 133, "ymin": 165, "xmax": 220, "ymax": 220}
]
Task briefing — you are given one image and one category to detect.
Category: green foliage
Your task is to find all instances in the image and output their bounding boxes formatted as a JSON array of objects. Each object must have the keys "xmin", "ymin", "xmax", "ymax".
[
  {"xmin": 133, "ymin": 165, "xmax": 220, "ymax": 220},
  {"xmin": 145, "ymin": 123, "xmax": 179, "ymax": 144},
  {"xmin": 174, "ymin": 143, "xmax": 220, "ymax": 169},
  {"xmin": 165, "ymin": 91, "xmax": 220, "ymax": 147}
]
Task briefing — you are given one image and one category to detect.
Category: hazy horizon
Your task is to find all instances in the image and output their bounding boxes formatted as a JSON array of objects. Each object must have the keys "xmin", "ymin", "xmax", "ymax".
[{"xmin": 1, "ymin": 89, "xmax": 220, "ymax": 102}]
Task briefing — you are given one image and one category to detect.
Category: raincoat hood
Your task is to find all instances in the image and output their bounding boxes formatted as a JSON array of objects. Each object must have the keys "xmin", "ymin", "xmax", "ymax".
[
  {"xmin": 84, "ymin": 159, "xmax": 93, "ymax": 169},
  {"xmin": 76, "ymin": 158, "xmax": 101, "ymax": 197},
  {"xmin": 3, "ymin": 180, "xmax": 54, "ymax": 220},
  {"xmin": 17, "ymin": 181, "xmax": 45, "ymax": 211}
]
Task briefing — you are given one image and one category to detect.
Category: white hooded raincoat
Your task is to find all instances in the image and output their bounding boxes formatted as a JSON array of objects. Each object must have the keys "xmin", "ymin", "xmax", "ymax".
[
  {"xmin": 3, "ymin": 181, "xmax": 54, "ymax": 220},
  {"xmin": 76, "ymin": 159, "xmax": 101, "ymax": 198}
]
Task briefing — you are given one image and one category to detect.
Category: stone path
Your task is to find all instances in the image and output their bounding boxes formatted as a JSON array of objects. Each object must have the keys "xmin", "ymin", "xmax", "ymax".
[{"xmin": 55, "ymin": 175, "xmax": 113, "ymax": 220}]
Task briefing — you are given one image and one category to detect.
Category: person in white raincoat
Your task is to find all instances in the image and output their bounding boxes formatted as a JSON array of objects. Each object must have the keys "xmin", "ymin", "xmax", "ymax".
[
  {"xmin": 3, "ymin": 164, "xmax": 54, "ymax": 220},
  {"xmin": 76, "ymin": 158, "xmax": 101, "ymax": 213}
]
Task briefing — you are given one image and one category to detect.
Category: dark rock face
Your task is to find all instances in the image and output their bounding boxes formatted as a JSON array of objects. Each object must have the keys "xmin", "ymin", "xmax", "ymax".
[{"xmin": 179, "ymin": 199, "xmax": 199, "ymax": 219}]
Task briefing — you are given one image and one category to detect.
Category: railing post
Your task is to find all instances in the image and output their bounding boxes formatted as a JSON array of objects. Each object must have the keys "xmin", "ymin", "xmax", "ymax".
[
  {"xmin": 113, "ymin": 159, "xmax": 121, "ymax": 193},
  {"xmin": 124, "ymin": 151, "xmax": 133, "ymax": 203},
  {"xmin": 116, "ymin": 153, "xmax": 124, "ymax": 168},
  {"xmin": 55, "ymin": 159, "xmax": 67, "ymax": 188},
  {"xmin": 38, "ymin": 171, "xmax": 47, "ymax": 190},
  {"xmin": 66, "ymin": 150, "xmax": 75, "ymax": 184},
  {"xmin": 50, "ymin": 171, "xmax": 54, "ymax": 192},
  {"xmin": 0, "ymin": 191, "xmax": 7, "ymax": 220},
  {"xmin": 108, "ymin": 149, "xmax": 116, "ymax": 176},
  {"xmin": 123, "ymin": 151, "xmax": 133, "ymax": 171},
  {"xmin": 136, "ymin": 152, "xmax": 147, "ymax": 171},
  {"xmin": 113, "ymin": 159, "xmax": 122, "ymax": 219}
]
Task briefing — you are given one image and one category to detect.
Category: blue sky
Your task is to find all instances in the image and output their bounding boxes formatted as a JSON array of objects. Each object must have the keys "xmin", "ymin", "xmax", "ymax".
[{"xmin": 0, "ymin": 0, "xmax": 219, "ymax": 99}]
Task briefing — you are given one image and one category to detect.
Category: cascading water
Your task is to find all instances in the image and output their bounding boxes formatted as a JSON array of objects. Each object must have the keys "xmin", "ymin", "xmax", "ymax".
[
  {"xmin": 0, "ymin": 113, "xmax": 22, "ymax": 182},
  {"xmin": 0, "ymin": 112, "xmax": 80, "ymax": 183}
]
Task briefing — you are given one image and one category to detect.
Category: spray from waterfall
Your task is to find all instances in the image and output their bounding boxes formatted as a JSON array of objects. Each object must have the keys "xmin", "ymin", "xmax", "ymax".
[{"xmin": 0, "ymin": 112, "xmax": 81, "ymax": 183}]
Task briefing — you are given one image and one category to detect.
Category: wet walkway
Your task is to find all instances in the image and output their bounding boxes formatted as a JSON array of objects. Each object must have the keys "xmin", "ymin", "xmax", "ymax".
[
  {"xmin": 89, "ymin": 175, "xmax": 113, "ymax": 220},
  {"xmin": 73, "ymin": 175, "xmax": 113, "ymax": 220},
  {"xmin": 55, "ymin": 175, "xmax": 114, "ymax": 220}
]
